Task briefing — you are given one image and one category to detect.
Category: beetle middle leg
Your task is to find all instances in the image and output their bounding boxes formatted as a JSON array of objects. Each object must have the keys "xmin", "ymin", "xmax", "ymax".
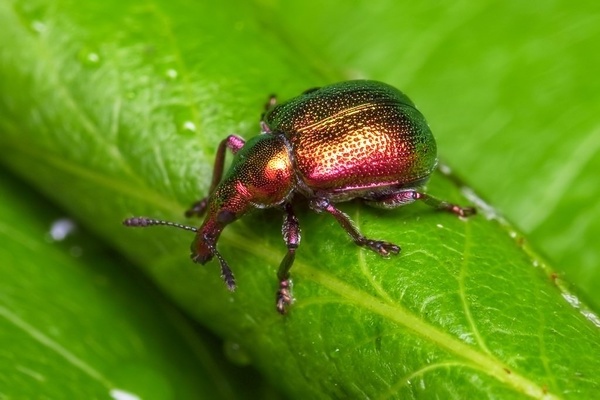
[
  {"xmin": 367, "ymin": 189, "xmax": 476, "ymax": 217},
  {"xmin": 185, "ymin": 135, "xmax": 246, "ymax": 218},
  {"xmin": 276, "ymin": 203, "xmax": 301, "ymax": 314},
  {"xmin": 309, "ymin": 198, "xmax": 400, "ymax": 256}
]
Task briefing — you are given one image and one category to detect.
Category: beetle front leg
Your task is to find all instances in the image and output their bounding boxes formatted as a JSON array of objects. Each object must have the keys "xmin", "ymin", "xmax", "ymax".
[
  {"xmin": 185, "ymin": 135, "xmax": 246, "ymax": 218},
  {"xmin": 309, "ymin": 198, "xmax": 400, "ymax": 256},
  {"xmin": 368, "ymin": 190, "xmax": 476, "ymax": 217},
  {"xmin": 276, "ymin": 203, "xmax": 301, "ymax": 314}
]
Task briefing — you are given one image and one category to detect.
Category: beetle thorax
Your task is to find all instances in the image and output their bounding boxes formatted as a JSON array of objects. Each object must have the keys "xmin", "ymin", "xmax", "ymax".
[{"xmin": 213, "ymin": 134, "xmax": 295, "ymax": 216}]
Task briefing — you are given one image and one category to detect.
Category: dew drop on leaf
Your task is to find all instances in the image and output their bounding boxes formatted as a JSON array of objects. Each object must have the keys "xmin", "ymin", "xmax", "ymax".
[
  {"xmin": 109, "ymin": 388, "xmax": 141, "ymax": 400},
  {"xmin": 30, "ymin": 20, "xmax": 46, "ymax": 34},
  {"xmin": 77, "ymin": 47, "xmax": 101, "ymax": 68},
  {"xmin": 165, "ymin": 68, "xmax": 178, "ymax": 80},
  {"xmin": 48, "ymin": 218, "xmax": 76, "ymax": 241},
  {"xmin": 181, "ymin": 121, "xmax": 196, "ymax": 134}
]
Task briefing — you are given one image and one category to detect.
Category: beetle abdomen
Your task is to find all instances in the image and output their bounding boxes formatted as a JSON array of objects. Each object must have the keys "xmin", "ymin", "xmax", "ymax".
[{"xmin": 264, "ymin": 81, "xmax": 437, "ymax": 195}]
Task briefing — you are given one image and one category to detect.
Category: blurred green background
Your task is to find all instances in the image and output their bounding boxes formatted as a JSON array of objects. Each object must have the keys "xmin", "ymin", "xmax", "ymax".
[{"xmin": 1, "ymin": 0, "xmax": 599, "ymax": 398}]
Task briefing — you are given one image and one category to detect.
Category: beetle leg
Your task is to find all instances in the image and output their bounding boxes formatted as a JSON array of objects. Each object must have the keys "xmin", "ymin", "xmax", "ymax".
[
  {"xmin": 276, "ymin": 203, "xmax": 301, "ymax": 314},
  {"xmin": 260, "ymin": 94, "xmax": 278, "ymax": 122},
  {"xmin": 414, "ymin": 192, "xmax": 476, "ymax": 217},
  {"xmin": 309, "ymin": 198, "xmax": 400, "ymax": 257},
  {"xmin": 368, "ymin": 190, "xmax": 476, "ymax": 217},
  {"xmin": 185, "ymin": 135, "xmax": 246, "ymax": 218},
  {"xmin": 265, "ymin": 94, "xmax": 277, "ymax": 111}
]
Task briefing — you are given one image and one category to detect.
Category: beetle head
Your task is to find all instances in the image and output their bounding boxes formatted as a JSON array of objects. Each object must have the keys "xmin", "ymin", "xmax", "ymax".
[
  {"xmin": 188, "ymin": 198, "xmax": 244, "ymax": 290},
  {"xmin": 191, "ymin": 208, "xmax": 237, "ymax": 264}
]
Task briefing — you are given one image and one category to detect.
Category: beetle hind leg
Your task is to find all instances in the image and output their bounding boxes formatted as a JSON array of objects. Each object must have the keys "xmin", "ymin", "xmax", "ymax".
[
  {"xmin": 415, "ymin": 192, "xmax": 476, "ymax": 217},
  {"xmin": 309, "ymin": 198, "xmax": 401, "ymax": 257},
  {"xmin": 367, "ymin": 189, "xmax": 476, "ymax": 217}
]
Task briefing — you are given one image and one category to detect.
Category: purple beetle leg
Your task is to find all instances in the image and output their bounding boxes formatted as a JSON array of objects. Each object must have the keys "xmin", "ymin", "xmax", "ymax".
[
  {"xmin": 414, "ymin": 192, "xmax": 476, "ymax": 217},
  {"xmin": 276, "ymin": 203, "xmax": 301, "ymax": 314},
  {"xmin": 368, "ymin": 189, "xmax": 476, "ymax": 218},
  {"xmin": 185, "ymin": 135, "xmax": 246, "ymax": 218},
  {"xmin": 309, "ymin": 198, "xmax": 400, "ymax": 257}
]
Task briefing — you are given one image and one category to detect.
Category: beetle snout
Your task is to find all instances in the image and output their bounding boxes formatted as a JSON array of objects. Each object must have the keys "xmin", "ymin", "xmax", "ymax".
[
  {"xmin": 191, "ymin": 250, "xmax": 213, "ymax": 264},
  {"xmin": 191, "ymin": 234, "xmax": 215, "ymax": 265}
]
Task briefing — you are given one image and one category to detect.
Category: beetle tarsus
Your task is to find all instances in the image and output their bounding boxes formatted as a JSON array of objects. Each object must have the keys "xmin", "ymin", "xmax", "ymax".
[
  {"xmin": 435, "ymin": 201, "xmax": 477, "ymax": 218},
  {"xmin": 359, "ymin": 239, "xmax": 401, "ymax": 257},
  {"xmin": 411, "ymin": 191, "xmax": 477, "ymax": 218},
  {"xmin": 450, "ymin": 205, "xmax": 476, "ymax": 218},
  {"xmin": 185, "ymin": 198, "xmax": 209, "ymax": 218},
  {"xmin": 276, "ymin": 279, "xmax": 292, "ymax": 314}
]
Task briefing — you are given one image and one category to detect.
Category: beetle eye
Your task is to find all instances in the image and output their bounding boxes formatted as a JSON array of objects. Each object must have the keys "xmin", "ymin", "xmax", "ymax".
[{"xmin": 217, "ymin": 210, "xmax": 236, "ymax": 224}]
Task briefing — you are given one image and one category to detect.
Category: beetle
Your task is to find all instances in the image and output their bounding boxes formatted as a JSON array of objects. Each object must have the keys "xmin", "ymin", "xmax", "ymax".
[{"xmin": 124, "ymin": 80, "xmax": 475, "ymax": 314}]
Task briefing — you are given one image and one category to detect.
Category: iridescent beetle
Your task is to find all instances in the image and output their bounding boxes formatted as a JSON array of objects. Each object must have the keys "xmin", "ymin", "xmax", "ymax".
[{"xmin": 124, "ymin": 80, "xmax": 475, "ymax": 313}]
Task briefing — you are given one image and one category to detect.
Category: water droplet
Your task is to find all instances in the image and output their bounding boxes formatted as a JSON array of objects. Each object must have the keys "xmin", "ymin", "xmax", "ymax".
[
  {"xmin": 49, "ymin": 218, "xmax": 76, "ymax": 241},
  {"xmin": 78, "ymin": 47, "xmax": 102, "ymax": 68},
  {"xmin": 223, "ymin": 340, "xmax": 251, "ymax": 366},
  {"xmin": 329, "ymin": 348, "xmax": 341, "ymax": 358},
  {"xmin": 165, "ymin": 68, "xmax": 178, "ymax": 80},
  {"xmin": 181, "ymin": 120, "xmax": 196, "ymax": 134},
  {"xmin": 170, "ymin": 105, "xmax": 198, "ymax": 135},
  {"xmin": 109, "ymin": 364, "xmax": 172, "ymax": 400},
  {"xmin": 562, "ymin": 293, "xmax": 580, "ymax": 308},
  {"xmin": 31, "ymin": 20, "xmax": 46, "ymax": 34},
  {"xmin": 110, "ymin": 389, "xmax": 141, "ymax": 400},
  {"xmin": 438, "ymin": 163, "xmax": 452, "ymax": 175}
]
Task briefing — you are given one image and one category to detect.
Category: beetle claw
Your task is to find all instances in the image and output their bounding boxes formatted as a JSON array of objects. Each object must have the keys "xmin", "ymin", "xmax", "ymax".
[
  {"xmin": 276, "ymin": 279, "xmax": 293, "ymax": 314},
  {"xmin": 452, "ymin": 206, "xmax": 477, "ymax": 218},
  {"xmin": 363, "ymin": 240, "xmax": 401, "ymax": 257}
]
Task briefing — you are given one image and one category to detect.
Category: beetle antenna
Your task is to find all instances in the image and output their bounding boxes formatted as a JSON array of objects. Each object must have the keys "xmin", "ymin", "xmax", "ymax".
[
  {"xmin": 123, "ymin": 217, "xmax": 198, "ymax": 233},
  {"xmin": 205, "ymin": 239, "xmax": 236, "ymax": 291}
]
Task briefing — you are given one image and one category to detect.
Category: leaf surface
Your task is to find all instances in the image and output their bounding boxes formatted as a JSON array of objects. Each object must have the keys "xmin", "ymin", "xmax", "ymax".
[{"xmin": 1, "ymin": 0, "xmax": 599, "ymax": 398}]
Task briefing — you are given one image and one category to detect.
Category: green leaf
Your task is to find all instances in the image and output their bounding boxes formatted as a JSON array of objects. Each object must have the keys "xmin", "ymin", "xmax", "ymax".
[
  {"xmin": 1, "ymin": 0, "xmax": 599, "ymax": 398},
  {"xmin": 0, "ymin": 173, "xmax": 272, "ymax": 399}
]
